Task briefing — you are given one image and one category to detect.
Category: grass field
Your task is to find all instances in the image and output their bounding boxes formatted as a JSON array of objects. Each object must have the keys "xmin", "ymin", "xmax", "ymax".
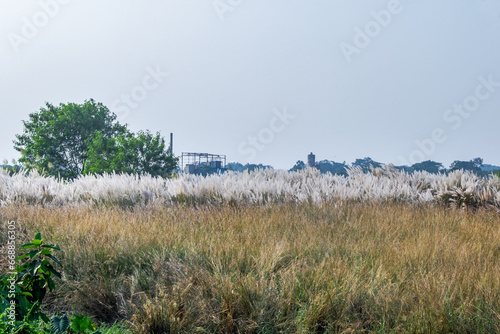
[{"xmin": 1, "ymin": 201, "xmax": 499, "ymax": 333}]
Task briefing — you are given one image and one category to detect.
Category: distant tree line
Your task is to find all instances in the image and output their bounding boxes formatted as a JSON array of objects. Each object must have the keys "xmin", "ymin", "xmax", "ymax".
[
  {"xmin": 0, "ymin": 159, "xmax": 22, "ymax": 176},
  {"xmin": 225, "ymin": 157, "xmax": 499, "ymax": 177},
  {"xmin": 288, "ymin": 157, "xmax": 499, "ymax": 177},
  {"xmin": 226, "ymin": 162, "xmax": 273, "ymax": 172}
]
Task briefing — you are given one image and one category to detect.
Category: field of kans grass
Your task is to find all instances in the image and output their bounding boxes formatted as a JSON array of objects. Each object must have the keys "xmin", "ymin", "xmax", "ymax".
[
  {"xmin": 1, "ymin": 167, "xmax": 500, "ymax": 209},
  {"xmin": 1, "ymin": 168, "xmax": 499, "ymax": 333}
]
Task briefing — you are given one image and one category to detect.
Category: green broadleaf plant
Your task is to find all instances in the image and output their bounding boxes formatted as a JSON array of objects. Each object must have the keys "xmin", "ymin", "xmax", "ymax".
[
  {"xmin": 50, "ymin": 314, "xmax": 70, "ymax": 333},
  {"xmin": 0, "ymin": 232, "xmax": 62, "ymax": 323}
]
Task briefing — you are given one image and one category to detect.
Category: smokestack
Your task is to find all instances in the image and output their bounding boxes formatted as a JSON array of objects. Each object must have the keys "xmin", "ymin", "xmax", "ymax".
[{"xmin": 169, "ymin": 133, "xmax": 173, "ymax": 153}]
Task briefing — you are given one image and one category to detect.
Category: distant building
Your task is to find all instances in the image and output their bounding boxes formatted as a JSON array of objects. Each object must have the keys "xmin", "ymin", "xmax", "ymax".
[
  {"xmin": 181, "ymin": 152, "xmax": 227, "ymax": 175},
  {"xmin": 307, "ymin": 152, "xmax": 316, "ymax": 168}
]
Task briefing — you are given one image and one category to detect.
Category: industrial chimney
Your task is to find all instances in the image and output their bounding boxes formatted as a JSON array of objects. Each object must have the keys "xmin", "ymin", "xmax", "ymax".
[{"xmin": 169, "ymin": 133, "xmax": 173, "ymax": 153}]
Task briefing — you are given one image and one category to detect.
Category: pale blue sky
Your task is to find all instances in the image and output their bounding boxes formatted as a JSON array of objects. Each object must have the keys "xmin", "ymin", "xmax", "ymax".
[{"xmin": 1, "ymin": 0, "xmax": 499, "ymax": 169}]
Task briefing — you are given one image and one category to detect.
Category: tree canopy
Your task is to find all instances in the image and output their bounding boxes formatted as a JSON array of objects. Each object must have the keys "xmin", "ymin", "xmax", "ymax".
[
  {"xmin": 449, "ymin": 158, "xmax": 483, "ymax": 174},
  {"xmin": 84, "ymin": 129, "xmax": 178, "ymax": 178},
  {"xmin": 14, "ymin": 99, "xmax": 177, "ymax": 179},
  {"xmin": 289, "ymin": 160, "xmax": 306, "ymax": 172},
  {"xmin": 316, "ymin": 160, "xmax": 348, "ymax": 176},
  {"xmin": 226, "ymin": 163, "xmax": 273, "ymax": 173},
  {"xmin": 410, "ymin": 160, "xmax": 444, "ymax": 174},
  {"xmin": 351, "ymin": 157, "xmax": 381, "ymax": 171}
]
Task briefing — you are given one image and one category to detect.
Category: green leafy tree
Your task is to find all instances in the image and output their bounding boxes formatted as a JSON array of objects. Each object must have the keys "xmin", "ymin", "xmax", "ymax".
[
  {"xmin": 83, "ymin": 131, "xmax": 135, "ymax": 175},
  {"xmin": 351, "ymin": 157, "xmax": 381, "ymax": 172},
  {"xmin": 410, "ymin": 160, "xmax": 444, "ymax": 174},
  {"xmin": 245, "ymin": 163, "xmax": 272, "ymax": 172},
  {"xmin": 226, "ymin": 162, "xmax": 243, "ymax": 172},
  {"xmin": 84, "ymin": 130, "xmax": 178, "ymax": 178},
  {"xmin": 226, "ymin": 162, "xmax": 272, "ymax": 173},
  {"xmin": 316, "ymin": 160, "xmax": 348, "ymax": 176},
  {"xmin": 289, "ymin": 160, "xmax": 306, "ymax": 172},
  {"xmin": 13, "ymin": 99, "xmax": 126, "ymax": 179},
  {"xmin": 134, "ymin": 130, "xmax": 177, "ymax": 177},
  {"xmin": 14, "ymin": 100, "xmax": 177, "ymax": 179},
  {"xmin": 449, "ymin": 157, "xmax": 483, "ymax": 174}
]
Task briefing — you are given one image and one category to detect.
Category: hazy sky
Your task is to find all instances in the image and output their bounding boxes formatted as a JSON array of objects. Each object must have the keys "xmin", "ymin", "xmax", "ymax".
[{"xmin": 1, "ymin": 0, "xmax": 499, "ymax": 169}]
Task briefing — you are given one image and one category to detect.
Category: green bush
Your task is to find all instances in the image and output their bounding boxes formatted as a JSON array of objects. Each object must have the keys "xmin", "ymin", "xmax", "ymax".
[
  {"xmin": 1, "ymin": 232, "xmax": 62, "ymax": 325},
  {"xmin": 0, "ymin": 232, "xmax": 106, "ymax": 333}
]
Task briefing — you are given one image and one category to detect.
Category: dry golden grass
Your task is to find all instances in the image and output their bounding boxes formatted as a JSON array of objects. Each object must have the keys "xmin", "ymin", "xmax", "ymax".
[{"xmin": 1, "ymin": 202, "xmax": 499, "ymax": 333}]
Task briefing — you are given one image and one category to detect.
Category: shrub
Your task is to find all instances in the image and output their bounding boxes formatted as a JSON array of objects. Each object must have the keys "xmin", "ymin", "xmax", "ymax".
[
  {"xmin": 0, "ymin": 232, "xmax": 103, "ymax": 333},
  {"xmin": 0, "ymin": 232, "xmax": 62, "ymax": 324}
]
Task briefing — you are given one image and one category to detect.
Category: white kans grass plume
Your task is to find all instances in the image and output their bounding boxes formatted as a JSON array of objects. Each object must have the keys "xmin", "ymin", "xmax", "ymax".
[{"xmin": 0, "ymin": 167, "xmax": 499, "ymax": 209}]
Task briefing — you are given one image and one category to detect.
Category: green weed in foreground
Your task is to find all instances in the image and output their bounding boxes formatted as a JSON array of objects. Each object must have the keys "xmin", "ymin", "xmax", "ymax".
[
  {"xmin": 0, "ymin": 316, "xmax": 130, "ymax": 334},
  {"xmin": 0, "ymin": 232, "xmax": 62, "ymax": 325},
  {"xmin": 0, "ymin": 232, "xmax": 121, "ymax": 333}
]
